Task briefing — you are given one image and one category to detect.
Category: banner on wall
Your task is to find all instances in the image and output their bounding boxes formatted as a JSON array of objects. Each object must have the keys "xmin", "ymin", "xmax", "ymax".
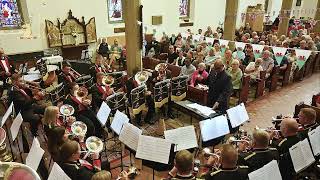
[
  {"xmin": 219, "ymin": 39, "xmax": 229, "ymax": 56},
  {"xmin": 205, "ymin": 37, "xmax": 214, "ymax": 44},
  {"xmin": 272, "ymin": 47, "xmax": 288, "ymax": 65},
  {"xmin": 252, "ymin": 44, "xmax": 265, "ymax": 59},
  {"xmin": 295, "ymin": 49, "xmax": 312, "ymax": 70},
  {"xmin": 235, "ymin": 42, "xmax": 246, "ymax": 51}
]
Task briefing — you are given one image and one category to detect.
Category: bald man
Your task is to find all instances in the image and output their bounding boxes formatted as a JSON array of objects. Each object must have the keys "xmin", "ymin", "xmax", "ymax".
[
  {"xmin": 238, "ymin": 129, "xmax": 279, "ymax": 172},
  {"xmin": 206, "ymin": 59, "xmax": 232, "ymax": 113},
  {"xmin": 205, "ymin": 144, "xmax": 248, "ymax": 180}
]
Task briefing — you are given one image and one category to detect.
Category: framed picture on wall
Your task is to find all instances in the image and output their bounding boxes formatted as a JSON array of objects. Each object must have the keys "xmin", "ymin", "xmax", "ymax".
[
  {"xmin": 296, "ymin": 0, "xmax": 302, "ymax": 6},
  {"xmin": 107, "ymin": 0, "xmax": 123, "ymax": 23},
  {"xmin": 179, "ymin": 0, "xmax": 190, "ymax": 19}
]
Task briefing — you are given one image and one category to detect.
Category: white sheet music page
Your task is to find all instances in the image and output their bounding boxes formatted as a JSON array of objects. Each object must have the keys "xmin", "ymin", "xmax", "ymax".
[
  {"xmin": 136, "ymin": 135, "xmax": 172, "ymax": 164},
  {"xmin": 26, "ymin": 138, "xmax": 45, "ymax": 171},
  {"xmin": 199, "ymin": 115, "xmax": 230, "ymax": 142},
  {"xmin": 248, "ymin": 160, "xmax": 282, "ymax": 180},
  {"xmin": 238, "ymin": 103, "xmax": 249, "ymax": 123},
  {"xmin": 48, "ymin": 162, "xmax": 71, "ymax": 180},
  {"xmin": 308, "ymin": 126, "xmax": 320, "ymax": 156},
  {"xmin": 290, "ymin": 139, "xmax": 315, "ymax": 173},
  {"xmin": 97, "ymin": 101, "xmax": 111, "ymax": 126},
  {"xmin": 119, "ymin": 123, "xmax": 142, "ymax": 151},
  {"xmin": 1, "ymin": 102, "xmax": 14, "ymax": 127},
  {"xmin": 164, "ymin": 125, "xmax": 198, "ymax": 152},
  {"xmin": 227, "ymin": 104, "xmax": 248, "ymax": 128},
  {"xmin": 10, "ymin": 112, "xmax": 23, "ymax": 141},
  {"xmin": 111, "ymin": 110, "xmax": 129, "ymax": 135},
  {"xmin": 186, "ymin": 103, "xmax": 215, "ymax": 116}
]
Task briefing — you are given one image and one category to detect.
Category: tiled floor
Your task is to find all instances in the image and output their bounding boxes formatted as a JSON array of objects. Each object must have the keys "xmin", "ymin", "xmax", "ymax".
[{"xmin": 111, "ymin": 73, "xmax": 320, "ymax": 179}]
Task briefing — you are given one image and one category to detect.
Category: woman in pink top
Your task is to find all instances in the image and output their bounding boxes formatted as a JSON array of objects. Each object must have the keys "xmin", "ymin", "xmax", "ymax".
[{"xmin": 190, "ymin": 63, "xmax": 208, "ymax": 87}]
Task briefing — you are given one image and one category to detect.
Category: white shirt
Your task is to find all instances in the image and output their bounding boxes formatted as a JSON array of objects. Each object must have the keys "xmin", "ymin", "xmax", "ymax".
[{"xmin": 245, "ymin": 62, "xmax": 263, "ymax": 79}]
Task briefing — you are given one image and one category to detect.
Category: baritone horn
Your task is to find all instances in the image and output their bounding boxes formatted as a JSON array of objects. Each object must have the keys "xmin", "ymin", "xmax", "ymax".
[{"xmin": 134, "ymin": 71, "xmax": 149, "ymax": 85}]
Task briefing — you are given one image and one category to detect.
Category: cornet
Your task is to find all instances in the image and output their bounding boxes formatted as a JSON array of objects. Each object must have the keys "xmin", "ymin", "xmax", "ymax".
[{"xmin": 202, "ymin": 148, "xmax": 221, "ymax": 169}]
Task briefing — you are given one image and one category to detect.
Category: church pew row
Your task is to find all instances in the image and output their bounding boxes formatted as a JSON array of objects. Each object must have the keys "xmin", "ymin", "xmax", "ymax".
[
  {"xmin": 269, "ymin": 66, "xmax": 280, "ymax": 92},
  {"xmin": 255, "ymin": 71, "xmax": 266, "ymax": 98}
]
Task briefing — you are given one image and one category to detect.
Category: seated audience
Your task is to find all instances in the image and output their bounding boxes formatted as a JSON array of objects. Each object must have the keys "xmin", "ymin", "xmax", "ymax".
[
  {"xmin": 180, "ymin": 58, "xmax": 196, "ymax": 81},
  {"xmin": 97, "ymin": 38, "xmax": 109, "ymax": 58},
  {"xmin": 244, "ymin": 58, "xmax": 263, "ymax": 80},
  {"xmin": 204, "ymin": 48, "xmax": 216, "ymax": 64},
  {"xmin": 190, "ymin": 63, "xmax": 208, "ymax": 87},
  {"xmin": 168, "ymin": 45, "xmax": 179, "ymax": 64},
  {"xmin": 175, "ymin": 36, "xmax": 183, "ymax": 49},
  {"xmin": 238, "ymin": 129, "xmax": 279, "ymax": 172},
  {"xmin": 227, "ymin": 59, "xmax": 243, "ymax": 91},
  {"xmin": 222, "ymin": 50, "xmax": 233, "ymax": 69},
  {"xmin": 174, "ymin": 49, "xmax": 186, "ymax": 66},
  {"xmin": 205, "ymin": 144, "xmax": 249, "ymax": 180},
  {"xmin": 167, "ymin": 150, "xmax": 195, "ymax": 179},
  {"xmin": 261, "ymin": 50, "xmax": 274, "ymax": 77},
  {"xmin": 232, "ymin": 47, "xmax": 245, "ymax": 61}
]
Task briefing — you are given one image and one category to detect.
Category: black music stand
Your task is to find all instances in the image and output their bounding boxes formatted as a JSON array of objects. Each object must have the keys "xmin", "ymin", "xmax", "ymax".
[
  {"xmin": 75, "ymin": 75, "xmax": 94, "ymax": 90},
  {"xmin": 154, "ymin": 79, "xmax": 170, "ymax": 118},
  {"xmin": 36, "ymin": 59, "xmax": 48, "ymax": 77},
  {"xmin": 171, "ymin": 76, "xmax": 188, "ymax": 117},
  {"xmin": 131, "ymin": 85, "xmax": 146, "ymax": 117},
  {"xmin": 105, "ymin": 92, "xmax": 129, "ymax": 171},
  {"xmin": 49, "ymin": 83, "xmax": 66, "ymax": 105}
]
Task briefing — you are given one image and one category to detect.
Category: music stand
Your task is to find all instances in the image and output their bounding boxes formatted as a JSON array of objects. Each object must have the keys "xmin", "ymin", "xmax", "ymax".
[
  {"xmin": 81, "ymin": 49, "xmax": 92, "ymax": 61},
  {"xmin": 131, "ymin": 85, "xmax": 146, "ymax": 116},
  {"xmin": 36, "ymin": 59, "xmax": 48, "ymax": 77},
  {"xmin": 153, "ymin": 79, "xmax": 170, "ymax": 120},
  {"xmin": 171, "ymin": 75, "xmax": 188, "ymax": 102},
  {"xmin": 49, "ymin": 83, "xmax": 66, "ymax": 105},
  {"xmin": 105, "ymin": 92, "xmax": 130, "ymax": 171},
  {"xmin": 75, "ymin": 75, "xmax": 94, "ymax": 89}
]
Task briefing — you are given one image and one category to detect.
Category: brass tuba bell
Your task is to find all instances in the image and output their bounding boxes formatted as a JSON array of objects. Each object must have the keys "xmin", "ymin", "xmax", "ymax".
[{"xmin": 0, "ymin": 127, "xmax": 13, "ymax": 162}]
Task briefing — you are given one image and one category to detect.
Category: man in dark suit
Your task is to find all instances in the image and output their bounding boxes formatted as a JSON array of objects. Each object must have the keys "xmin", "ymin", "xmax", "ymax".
[
  {"xmin": 8, "ymin": 74, "xmax": 44, "ymax": 136},
  {"xmin": 207, "ymin": 59, "xmax": 232, "ymax": 113},
  {"xmin": 91, "ymin": 72, "xmax": 114, "ymax": 111},
  {"xmin": 97, "ymin": 38, "xmax": 109, "ymax": 58},
  {"xmin": 89, "ymin": 54, "xmax": 109, "ymax": 82}
]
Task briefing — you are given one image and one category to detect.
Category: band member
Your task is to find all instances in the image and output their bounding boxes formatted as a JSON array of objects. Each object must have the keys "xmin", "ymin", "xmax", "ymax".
[
  {"xmin": 91, "ymin": 72, "xmax": 114, "ymax": 111},
  {"xmin": 42, "ymin": 106, "xmax": 75, "ymax": 135},
  {"xmin": 59, "ymin": 61, "xmax": 80, "ymax": 87},
  {"xmin": 297, "ymin": 108, "xmax": 318, "ymax": 140},
  {"xmin": 238, "ymin": 129, "xmax": 279, "ymax": 172},
  {"xmin": 47, "ymin": 126, "xmax": 68, "ymax": 163},
  {"xmin": 60, "ymin": 140, "xmax": 103, "ymax": 180},
  {"xmin": 90, "ymin": 54, "xmax": 109, "ymax": 81},
  {"xmin": 8, "ymin": 74, "xmax": 45, "ymax": 136},
  {"xmin": 151, "ymin": 64, "xmax": 175, "ymax": 119},
  {"xmin": 64, "ymin": 83, "xmax": 102, "ymax": 137},
  {"xmin": 271, "ymin": 118, "xmax": 300, "ymax": 180},
  {"xmin": 0, "ymin": 48, "xmax": 15, "ymax": 95},
  {"xmin": 205, "ymin": 144, "xmax": 249, "ymax": 180},
  {"xmin": 126, "ymin": 69, "xmax": 155, "ymax": 126},
  {"xmin": 167, "ymin": 150, "xmax": 196, "ymax": 179},
  {"xmin": 207, "ymin": 59, "xmax": 232, "ymax": 113}
]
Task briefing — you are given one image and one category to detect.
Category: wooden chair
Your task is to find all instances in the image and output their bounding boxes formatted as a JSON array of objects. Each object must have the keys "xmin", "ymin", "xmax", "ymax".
[{"xmin": 269, "ymin": 66, "xmax": 280, "ymax": 92}]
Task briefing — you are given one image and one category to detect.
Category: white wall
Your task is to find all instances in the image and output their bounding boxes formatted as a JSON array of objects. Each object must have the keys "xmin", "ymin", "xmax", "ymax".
[{"xmin": 291, "ymin": 0, "xmax": 318, "ymax": 19}]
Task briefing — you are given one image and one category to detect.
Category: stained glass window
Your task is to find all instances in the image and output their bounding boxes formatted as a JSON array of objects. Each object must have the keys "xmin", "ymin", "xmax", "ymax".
[
  {"xmin": 179, "ymin": 0, "xmax": 189, "ymax": 18},
  {"xmin": 0, "ymin": 0, "xmax": 23, "ymax": 29}
]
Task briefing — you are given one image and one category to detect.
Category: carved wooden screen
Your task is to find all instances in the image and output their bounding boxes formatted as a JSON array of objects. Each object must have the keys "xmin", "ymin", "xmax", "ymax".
[
  {"xmin": 60, "ymin": 12, "xmax": 86, "ymax": 46},
  {"xmin": 45, "ymin": 20, "xmax": 62, "ymax": 47},
  {"xmin": 85, "ymin": 17, "xmax": 97, "ymax": 43}
]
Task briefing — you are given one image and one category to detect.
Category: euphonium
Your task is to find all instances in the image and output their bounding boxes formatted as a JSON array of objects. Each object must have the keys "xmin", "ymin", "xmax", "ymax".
[{"xmin": 85, "ymin": 136, "xmax": 103, "ymax": 154}]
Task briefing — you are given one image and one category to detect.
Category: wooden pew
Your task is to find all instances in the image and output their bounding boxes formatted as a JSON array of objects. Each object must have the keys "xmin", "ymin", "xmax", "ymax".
[
  {"xmin": 281, "ymin": 62, "xmax": 292, "ymax": 86},
  {"xmin": 269, "ymin": 66, "xmax": 280, "ymax": 92},
  {"xmin": 239, "ymin": 75, "xmax": 250, "ymax": 104},
  {"xmin": 312, "ymin": 53, "xmax": 320, "ymax": 73},
  {"xmin": 303, "ymin": 55, "xmax": 315, "ymax": 78},
  {"xmin": 187, "ymin": 86, "xmax": 208, "ymax": 106},
  {"xmin": 256, "ymin": 71, "xmax": 266, "ymax": 98},
  {"xmin": 294, "ymin": 103, "xmax": 320, "ymax": 124},
  {"xmin": 167, "ymin": 64, "xmax": 181, "ymax": 77}
]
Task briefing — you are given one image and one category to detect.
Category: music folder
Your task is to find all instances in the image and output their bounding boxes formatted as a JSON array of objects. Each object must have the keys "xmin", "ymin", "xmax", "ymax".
[
  {"xmin": 164, "ymin": 125, "xmax": 198, "ymax": 152},
  {"xmin": 289, "ymin": 139, "xmax": 315, "ymax": 173},
  {"xmin": 199, "ymin": 115, "xmax": 230, "ymax": 142},
  {"xmin": 226, "ymin": 103, "xmax": 249, "ymax": 128},
  {"xmin": 110, "ymin": 110, "xmax": 130, "ymax": 135},
  {"xmin": 97, "ymin": 101, "xmax": 111, "ymax": 126},
  {"xmin": 1, "ymin": 102, "xmax": 14, "ymax": 127},
  {"xmin": 248, "ymin": 160, "xmax": 282, "ymax": 180},
  {"xmin": 26, "ymin": 138, "xmax": 45, "ymax": 171},
  {"xmin": 308, "ymin": 126, "xmax": 320, "ymax": 156}
]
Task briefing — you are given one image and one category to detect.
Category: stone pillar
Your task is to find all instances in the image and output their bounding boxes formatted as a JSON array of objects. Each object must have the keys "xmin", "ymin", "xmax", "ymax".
[
  {"xmin": 123, "ymin": 0, "xmax": 142, "ymax": 76},
  {"xmin": 224, "ymin": 0, "xmax": 238, "ymax": 50},
  {"xmin": 277, "ymin": 0, "xmax": 294, "ymax": 37},
  {"xmin": 314, "ymin": 0, "xmax": 320, "ymax": 33}
]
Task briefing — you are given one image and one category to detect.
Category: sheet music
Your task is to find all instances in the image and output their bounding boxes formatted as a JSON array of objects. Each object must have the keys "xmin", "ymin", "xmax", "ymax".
[
  {"xmin": 48, "ymin": 162, "xmax": 71, "ymax": 180},
  {"xmin": 186, "ymin": 103, "xmax": 215, "ymax": 116},
  {"xmin": 164, "ymin": 125, "xmax": 198, "ymax": 152},
  {"xmin": 289, "ymin": 139, "xmax": 315, "ymax": 173},
  {"xmin": 199, "ymin": 115, "xmax": 230, "ymax": 142},
  {"xmin": 227, "ymin": 103, "xmax": 249, "ymax": 128},
  {"xmin": 97, "ymin": 102, "xmax": 111, "ymax": 126},
  {"xmin": 1, "ymin": 102, "xmax": 14, "ymax": 127},
  {"xmin": 248, "ymin": 160, "xmax": 282, "ymax": 180},
  {"xmin": 136, "ymin": 135, "xmax": 172, "ymax": 164},
  {"xmin": 111, "ymin": 110, "xmax": 129, "ymax": 135},
  {"xmin": 10, "ymin": 112, "xmax": 23, "ymax": 141},
  {"xmin": 308, "ymin": 126, "xmax": 320, "ymax": 156},
  {"xmin": 26, "ymin": 138, "xmax": 44, "ymax": 171},
  {"xmin": 119, "ymin": 123, "xmax": 142, "ymax": 151}
]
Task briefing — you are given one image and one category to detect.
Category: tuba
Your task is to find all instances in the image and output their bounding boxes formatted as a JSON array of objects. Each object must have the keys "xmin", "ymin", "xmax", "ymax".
[{"xmin": 134, "ymin": 71, "xmax": 149, "ymax": 85}]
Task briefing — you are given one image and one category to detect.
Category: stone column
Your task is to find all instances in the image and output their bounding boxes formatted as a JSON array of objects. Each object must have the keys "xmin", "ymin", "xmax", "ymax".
[
  {"xmin": 277, "ymin": 0, "xmax": 294, "ymax": 37},
  {"xmin": 224, "ymin": 0, "xmax": 239, "ymax": 50},
  {"xmin": 123, "ymin": 0, "xmax": 142, "ymax": 76},
  {"xmin": 313, "ymin": 0, "xmax": 320, "ymax": 32}
]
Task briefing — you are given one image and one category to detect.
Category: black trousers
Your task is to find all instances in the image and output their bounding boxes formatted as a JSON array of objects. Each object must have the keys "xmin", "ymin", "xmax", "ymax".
[
  {"xmin": 78, "ymin": 109, "xmax": 103, "ymax": 138},
  {"xmin": 21, "ymin": 104, "xmax": 45, "ymax": 136}
]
